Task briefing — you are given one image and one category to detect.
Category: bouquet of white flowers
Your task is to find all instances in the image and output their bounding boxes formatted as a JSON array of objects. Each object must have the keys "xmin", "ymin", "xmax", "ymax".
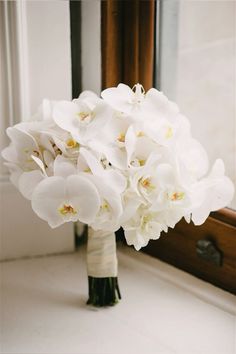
[{"xmin": 2, "ymin": 84, "xmax": 234, "ymax": 306}]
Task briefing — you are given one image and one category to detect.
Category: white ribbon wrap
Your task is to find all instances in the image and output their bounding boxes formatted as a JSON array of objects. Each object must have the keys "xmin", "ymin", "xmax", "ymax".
[{"xmin": 87, "ymin": 228, "xmax": 118, "ymax": 277}]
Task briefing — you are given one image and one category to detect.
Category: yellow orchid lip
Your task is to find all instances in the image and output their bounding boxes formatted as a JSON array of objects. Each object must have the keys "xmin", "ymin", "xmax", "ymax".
[
  {"xmin": 136, "ymin": 131, "xmax": 145, "ymax": 137},
  {"xmin": 66, "ymin": 138, "xmax": 79, "ymax": 149},
  {"xmin": 58, "ymin": 204, "xmax": 77, "ymax": 216},
  {"xmin": 130, "ymin": 158, "xmax": 146, "ymax": 167},
  {"xmin": 101, "ymin": 201, "xmax": 109, "ymax": 210},
  {"xmin": 139, "ymin": 159, "xmax": 146, "ymax": 166},
  {"xmin": 117, "ymin": 133, "xmax": 126, "ymax": 143},
  {"xmin": 165, "ymin": 126, "xmax": 173, "ymax": 139}
]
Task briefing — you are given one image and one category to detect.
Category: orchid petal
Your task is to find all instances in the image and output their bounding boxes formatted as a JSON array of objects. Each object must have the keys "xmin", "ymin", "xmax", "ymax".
[
  {"xmin": 19, "ymin": 170, "xmax": 45, "ymax": 200},
  {"xmin": 53, "ymin": 155, "xmax": 77, "ymax": 178}
]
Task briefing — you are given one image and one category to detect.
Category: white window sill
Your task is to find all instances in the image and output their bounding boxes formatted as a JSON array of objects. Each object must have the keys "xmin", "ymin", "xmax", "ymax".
[{"xmin": 1, "ymin": 245, "xmax": 235, "ymax": 354}]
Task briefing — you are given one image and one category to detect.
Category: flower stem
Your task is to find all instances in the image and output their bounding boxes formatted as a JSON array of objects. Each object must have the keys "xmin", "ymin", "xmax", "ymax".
[{"xmin": 87, "ymin": 276, "xmax": 121, "ymax": 307}]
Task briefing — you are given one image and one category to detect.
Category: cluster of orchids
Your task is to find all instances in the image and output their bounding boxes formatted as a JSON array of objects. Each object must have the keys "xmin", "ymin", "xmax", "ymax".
[{"xmin": 2, "ymin": 84, "xmax": 234, "ymax": 306}]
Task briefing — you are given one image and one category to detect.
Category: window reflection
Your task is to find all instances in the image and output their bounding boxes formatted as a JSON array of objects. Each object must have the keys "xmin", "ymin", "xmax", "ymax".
[{"xmin": 158, "ymin": 0, "xmax": 236, "ymax": 209}]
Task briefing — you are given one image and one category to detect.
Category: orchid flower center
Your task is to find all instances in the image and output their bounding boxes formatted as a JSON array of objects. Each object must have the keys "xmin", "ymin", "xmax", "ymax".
[
  {"xmin": 170, "ymin": 191, "xmax": 185, "ymax": 201},
  {"xmin": 130, "ymin": 158, "xmax": 146, "ymax": 167},
  {"xmin": 141, "ymin": 214, "xmax": 152, "ymax": 230},
  {"xmin": 140, "ymin": 177, "xmax": 155, "ymax": 190},
  {"xmin": 101, "ymin": 201, "xmax": 110, "ymax": 211},
  {"xmin": 131, "ymin": 84, "xmax": 145, "ymax": 105},
  {"xmin": 23, "ymin": 148, "xmax": 40, "ymax": 164},
  {"xmin": 165, "ymin": 126, "xmax": 173, "ymax": 139},
  {"xmin": 97, "ymin": 200, "xmax": 111, "ymax": 220},
  {"xmin": 66, "ymin": 138, "xmax": 79, "ymax": 149},
  {"xmin": 83, "ymin": 167, "xmax": 91, "ymax": 173},
  {"xmin": 136, "ymin": 131, "xmax": 145, "ymax": 137},
  {"xmin": 76, "ymin": 110, "xmax": 94, "ymax": 124},
  {"xmin": 58, "ymin": 204, "xmax": 77, "ymax": 216},
  {"xmin": 117, "ymin": 132, "xmax": 126, "ymax": 143}
]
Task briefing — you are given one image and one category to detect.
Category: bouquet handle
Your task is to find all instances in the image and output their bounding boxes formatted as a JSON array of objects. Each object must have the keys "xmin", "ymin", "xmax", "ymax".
[{"xmin": 86, "ymin": 228, "xmax": 121, "ymax": 306}]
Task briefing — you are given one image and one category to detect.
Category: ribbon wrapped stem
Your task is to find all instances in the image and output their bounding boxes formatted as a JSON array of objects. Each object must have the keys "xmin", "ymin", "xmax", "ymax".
[{"xmin": 86, "ymin": 228, "xmax": 121, "ymax": 306}]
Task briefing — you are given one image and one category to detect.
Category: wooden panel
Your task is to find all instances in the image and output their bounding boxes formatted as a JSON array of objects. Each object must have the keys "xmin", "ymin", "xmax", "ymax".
[
  {"xmin": 211, "ymin": 208, "xmax": 236, "ymax": 227},
  {"xmin": 143, "ymin": 217, "xmax": 236, "ymax": 294},
  {"xmin": 101, "ymin": 0, "xmax": 155, "ymax": 90},
  {"xmin": 101, "ymin": 0, "xmax": 123, "ymax": 89},
  {"xmin": 123, "ymin": 0, "xmax": 140, "ymax": 87},
  {"xmin": 138, "ymin": 0, "xmax": 155, "ymax": 90}
]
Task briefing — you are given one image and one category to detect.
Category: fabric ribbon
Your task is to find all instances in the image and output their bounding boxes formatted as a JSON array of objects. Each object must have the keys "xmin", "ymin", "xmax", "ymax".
[{"xmin": 87, "ymin": 228, "xmax": 118, "ymax": 277}]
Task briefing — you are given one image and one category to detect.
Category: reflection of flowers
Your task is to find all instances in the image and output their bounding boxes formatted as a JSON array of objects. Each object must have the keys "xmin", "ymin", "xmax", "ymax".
[{"xmin": 2, "ymin": 84, "xmax": 234, "ymax": 251}]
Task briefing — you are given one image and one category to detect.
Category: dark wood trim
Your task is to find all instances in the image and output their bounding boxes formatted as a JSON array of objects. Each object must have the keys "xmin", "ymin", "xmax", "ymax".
[
  {"xmin": 101, "ymin": 1, "xmax": 123, "ymax": 90},
  {"xmin": 70, "ymin": 1, "xmax": 82, "ymax": 99},
  {"xmin": 101, "ymin": 0, "xmax": 155, "ymax": 91},
  {"xmin": 211, "ymin": 208, "xmax": 236, "ymax": 227},
  {"xmin": 143, "ymin": 215, "xmax": 236, "ymax": 294}
]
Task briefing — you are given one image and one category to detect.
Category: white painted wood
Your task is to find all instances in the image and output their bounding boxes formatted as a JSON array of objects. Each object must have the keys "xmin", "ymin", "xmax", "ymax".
[
  {"xmin": 158, "ymin": 1, "xmax": 179, "ymax": 100},
  {"xmin": 1, "ymin": 246, "xmax": 235, "ymax": 353},
  {"xmin": 0, "ymin": 1, "xmax": 74, "ymax": 259},
  {"xmin": 81, "ymin": 0, "xmax": 101, "ymax": 95},
  {"xmin": 15, "ymin": 0, "xmax": 31, "ymax": 121},
  {"xmin": 25, "ymin": 0, "xmax": 72, "ymax": 115}
]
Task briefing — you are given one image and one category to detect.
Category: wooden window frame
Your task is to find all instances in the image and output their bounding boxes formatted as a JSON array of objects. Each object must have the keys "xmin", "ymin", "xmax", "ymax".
[{"xmin": 101, "ymin": 0, "xmax": 236, "ymax": 294}]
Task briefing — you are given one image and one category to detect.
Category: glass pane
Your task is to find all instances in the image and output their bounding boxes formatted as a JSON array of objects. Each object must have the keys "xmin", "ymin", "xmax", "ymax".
[{"xmin": 158, "ymin": 0, "xmax": 236, "ymax": 209}]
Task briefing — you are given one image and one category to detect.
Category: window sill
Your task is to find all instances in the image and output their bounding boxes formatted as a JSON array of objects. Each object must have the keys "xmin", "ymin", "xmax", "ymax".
[{"xmin": 1, "ymin": 245, "xmax": 235, "ymax": 354}]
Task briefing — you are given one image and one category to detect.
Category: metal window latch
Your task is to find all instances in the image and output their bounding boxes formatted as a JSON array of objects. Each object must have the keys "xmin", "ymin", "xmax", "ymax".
[{"xmin": 196, "ymin": 239, "xmax": 223, "ymax": 267}]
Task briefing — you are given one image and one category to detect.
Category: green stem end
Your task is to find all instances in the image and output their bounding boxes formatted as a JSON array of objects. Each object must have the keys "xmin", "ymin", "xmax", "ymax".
[{"xmin": 87, "ymin": 276, "xmax": 121, "ymax": 307}]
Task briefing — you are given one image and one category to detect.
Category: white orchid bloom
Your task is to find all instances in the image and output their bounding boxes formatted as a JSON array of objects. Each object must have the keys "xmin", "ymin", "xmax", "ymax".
[
  {"xmin": 101, "ymin": 83, "xmax": 144, "ymax": 116},
  {"xmin": 53, "ymin": 92, "xmax": 112, "ymax": 144},
  {"xmin": 1, "ymin": 124, "xmax": 54, "ymax": 200},
  {"xmin": 23, "ymin": 117, "xmax": 81, "ymax": 161},
  {"xmin": 38, "ymin": 127, "xmax": 81, "ymax": 162},
  {"xmin": 17, "ymin": 153, "xmax": 51, "ymax": 200},
  {"xmin": 2, "ymin": 85, "xmax": 234, "ymax": 254},
  {"xmin": 130, "ymin": 156, "xmax": 191, "ymax": 221},
  {"xmin": 101, "ymin": 84, "xmax": 179, "ymax": 121},
  {"xmin": 19, "ymin": 153, "xmax": 80, "ymax": 201},
  {"xmin": 122, "ymin": 205, "xmax": 168, "ymax": 250},
  {"xmin": 88, "ymin": 114, "xmax": 130, "ymax": 169},
  {"xmin": 129, "ymin": 154, "xmax": 162, "ymax": 204},
  {"xmin": 175, "ymin": 137, "xmax": 209, "ymax": 183},
  {"xmin": 148, "ymin": 163, "xmax": 191, "ymax": 215},
  {"xmin": 190, "ymin": 159, "xmax": 234, "ymax": 225},
  {"xmin": 125, "ymin": 125, "xmax": 162, "ymax": 169},
  {"xmin": 31, "ymin": 174, "xmax": 101, "ymax": 228},
  {"xmin": 1, "ymin": 126, "xmax": 41, "ymax": 180},
  {"xmin": 79, "ymin": 148, "xmax": 126, "ymax": 193},
  {"xmin": 77, "ymin": 148, "xmax": 126, "ymax": 231},
  {"xmin": 120, "ymin": 188, "xmax": 143, "ymax": 225},
  {"xmin": 89, "ymin": 180, "xmax": 123, "ymax": 232}
]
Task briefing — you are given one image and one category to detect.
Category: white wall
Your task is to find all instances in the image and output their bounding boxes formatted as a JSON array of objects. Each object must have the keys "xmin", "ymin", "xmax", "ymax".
[
  {"xmin": 0, "ymin": 1, "xmax": 74, "ymax": 260},
  {"xmin": 26, "ymin": 0, "xmax": 72, "ymax": 115},
  {"xmin": 176, "ymin": 0, "xmax": 236, "ymax": 209}
]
